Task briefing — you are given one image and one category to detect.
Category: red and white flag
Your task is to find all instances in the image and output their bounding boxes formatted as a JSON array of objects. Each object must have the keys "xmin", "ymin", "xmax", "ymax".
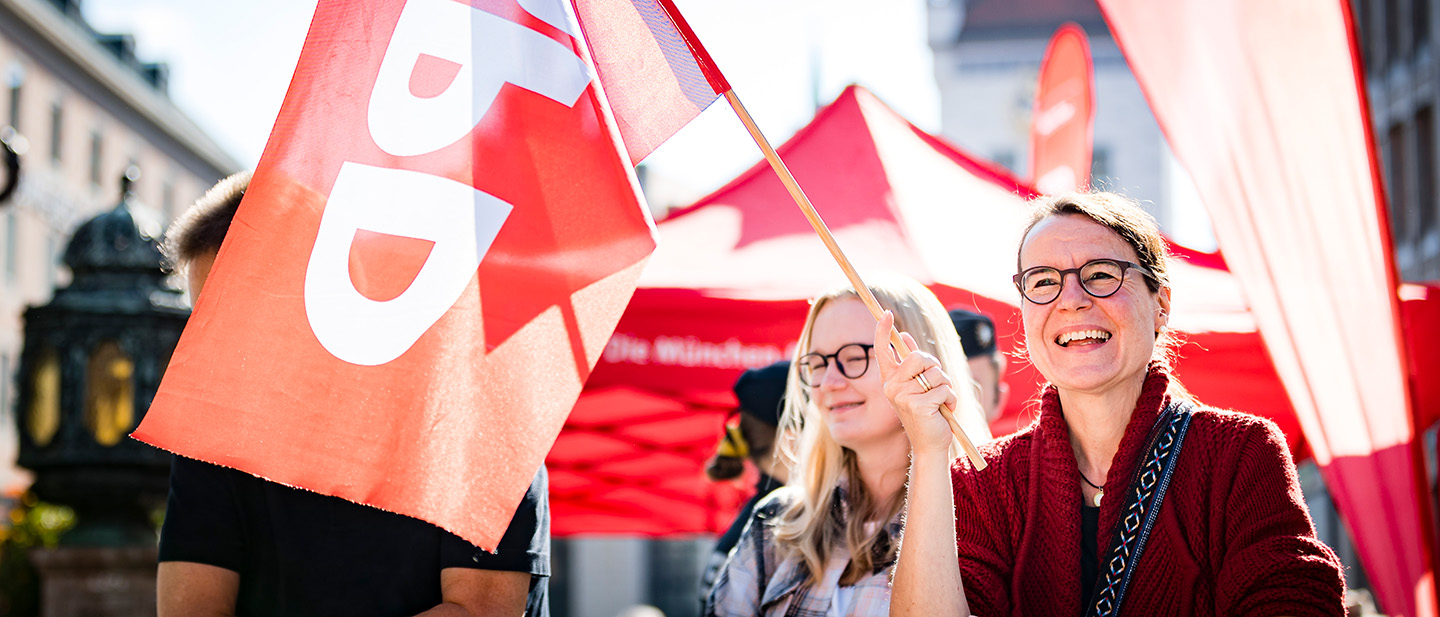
[
  {"xmin": 573, "ymin": 0, "xmax": 730, "ymax": 164},
  {"xmin": 1029, "ymin": 23, "xmax": 1094, "ymax": 194},
  {"xmin": 134, "ymin": 0, "xmax": 675, "ymax": 549}
]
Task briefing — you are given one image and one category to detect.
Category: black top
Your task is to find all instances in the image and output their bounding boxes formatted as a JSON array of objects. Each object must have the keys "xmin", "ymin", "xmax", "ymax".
[
  {"xmin": 1080, "ymin": 504, "xmax": 1100, "ymax": 610},
  {"xmin": 699, "ymin": 472, "xmax": 783, "ymax": 599},
  {"xmin": 714, "ymin": 472, "xmax": 783, "ymax": 559},
  {"xmin": 159, "ymin": 456, "xmax": 550, "ymax": 617}
]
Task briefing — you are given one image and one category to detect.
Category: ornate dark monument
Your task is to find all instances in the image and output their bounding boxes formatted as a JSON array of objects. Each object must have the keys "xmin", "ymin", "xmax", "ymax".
[{"xmin": 13, "ymin": 169, "xmax": 188, "ymax": 616}]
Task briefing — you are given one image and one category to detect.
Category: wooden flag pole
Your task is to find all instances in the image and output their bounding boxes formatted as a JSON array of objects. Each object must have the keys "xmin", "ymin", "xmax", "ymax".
[{"xmin": 721, "ymin": 90, "xmax": 987, "ymax": 471}]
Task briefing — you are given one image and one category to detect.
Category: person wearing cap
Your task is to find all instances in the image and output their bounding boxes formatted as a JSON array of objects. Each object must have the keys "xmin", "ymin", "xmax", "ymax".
[
  {"xmin": 699, "ymin": 360, "xmax": 792, "ymax": 600},
  {"xmin": 948, "ymin": 308, "xmax": 1010, "ymax": 422}
]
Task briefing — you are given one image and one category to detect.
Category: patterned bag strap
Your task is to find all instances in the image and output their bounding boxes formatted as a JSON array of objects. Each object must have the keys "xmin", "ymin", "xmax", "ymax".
[{"xmin": 1085, "ymin": 399, "xmax": 1195, "ymax": 617}]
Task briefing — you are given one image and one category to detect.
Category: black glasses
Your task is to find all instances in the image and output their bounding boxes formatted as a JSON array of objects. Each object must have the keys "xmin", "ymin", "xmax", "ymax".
[
  {"xmin": 797, "ymin": 343, "xmax": 875, "ymax": 387},
  {"xmin": 1012, "ymin": 259, "xmax": 1158, "ymax": 305}
]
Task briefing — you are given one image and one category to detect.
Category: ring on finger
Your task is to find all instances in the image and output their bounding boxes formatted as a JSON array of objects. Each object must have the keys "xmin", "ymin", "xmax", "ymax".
[{"xmin": 915, "ymin": 372, "xmax": 933, "ymax": 392}]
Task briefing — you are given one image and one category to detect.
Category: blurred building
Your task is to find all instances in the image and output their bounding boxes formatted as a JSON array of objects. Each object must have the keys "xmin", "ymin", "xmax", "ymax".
[
  {"xmin": 1358, "ymin": 0, "xmax": 1440, "ymax": 613},
  {"xmin": 0, "ymin": 0, "xmax": 237, "ymax": 495},
  {"xmin": 925, "ymin": 0, "xmax": 1200, "ymax": 238},
  {"xmin": 1358, "ymin": 0, "xmax": 1440, "ymax": 281}
]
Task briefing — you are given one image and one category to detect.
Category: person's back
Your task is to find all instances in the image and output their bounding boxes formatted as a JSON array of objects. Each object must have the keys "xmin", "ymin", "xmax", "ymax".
[
  {"xmin": 162, "ymin": 459, "xmax": 549, "ymax": 616},
  {"xmin": 155, "ymin": 171, "xmax": 551, "ymax": 616}
]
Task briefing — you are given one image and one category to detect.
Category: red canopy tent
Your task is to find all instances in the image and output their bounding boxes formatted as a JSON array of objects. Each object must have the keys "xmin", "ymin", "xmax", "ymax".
[{"xmin": 546, "ymin": 85, "xmax": 1302, "ymax": 535}]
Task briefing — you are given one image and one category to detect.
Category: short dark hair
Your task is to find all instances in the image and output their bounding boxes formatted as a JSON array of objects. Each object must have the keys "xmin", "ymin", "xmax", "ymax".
[
  {"xmin": 1016, "ymin": 191, "xmax": 1172, "ymax": 293},
  {"xmin": 1017, "ymin": 191, "xmax": 1182, "ymax": 370},
  {"xmin": 164, "ymin": 170, "xmax": 251, "ymax": 269}
]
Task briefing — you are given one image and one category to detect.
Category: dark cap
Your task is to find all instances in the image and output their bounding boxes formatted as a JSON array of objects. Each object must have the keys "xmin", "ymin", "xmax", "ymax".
[
  {"xmin": 733, "ymin": 359, "xmax": 790, "ymax": 427},
  {"xmin": 948, "ymin": 308, "xmax": 997, "ymax": 358}
]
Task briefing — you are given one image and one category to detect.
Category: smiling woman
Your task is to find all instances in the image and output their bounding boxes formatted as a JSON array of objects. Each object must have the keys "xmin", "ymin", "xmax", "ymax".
[
  {"xmin": 884, "ymin": 192, "xmax": 1347, "ymax": 617},
  {"xmin": 704, "ymin": 275, "xmax": 989, "ymax": 617}
]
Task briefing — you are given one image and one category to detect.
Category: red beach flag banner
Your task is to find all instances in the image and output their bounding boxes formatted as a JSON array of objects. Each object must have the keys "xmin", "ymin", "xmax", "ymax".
[
  {"xmin": 1029, "ymin": 23, "xmax": 1094, "ymax": 195},
  {"xmin": 133, "ymin": 0, "xmax": 657, "ymax": 550},
  {"xmin": 572, "ymin": 0, "xmax": 731, "ymax": 164}
]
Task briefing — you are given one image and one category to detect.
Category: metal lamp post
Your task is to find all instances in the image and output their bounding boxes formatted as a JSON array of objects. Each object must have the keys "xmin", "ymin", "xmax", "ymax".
[{"xmin": 13, "ymin": 170, "xmax": 188, "ymax": 616}]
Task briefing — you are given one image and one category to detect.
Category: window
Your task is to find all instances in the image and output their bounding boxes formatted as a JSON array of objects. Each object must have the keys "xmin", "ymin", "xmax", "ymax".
[
  {"xmin": 1356, "ymin": 0, "xmax": 1374, "ymax": 72},
  {"xmin": 3, "ymin": 210, "xmax": 16, "ymax": 286},
  {"xmin": 1418, "ymin": 107, "xmax": 1435, "ymax": 234},
  {"xmin": 1385, "ymin": 0, "xmax": 1401, "ymax": 67},
  {"xmin": 1090, "ymin": 147, "xmax": 1111, "ymax": 186},
  {"xmin": 992, "ymin": 150, "xmax": 1016, "ymax": 175},
  {"xmin": 4, "ymin": 61, "xmax": 21, "ymax": 131},
  {"xmin": 162, "ymin": 179, "xmax": 176, "ymax": 221},
  {"xmin": 89, "ymin": 130, "xmax": 103, "ymax": 187},
  {"xmin": 1416, "ymin": 0, "xmax": 1432, "ymax": 54},
  {"xmin": 49, "ymin": 102, "xmax": 62, "ymax": 164},
  {"xmin": 45, "ymin": 234, "xmax": 56, "ymax": 289},
  {"xmin": 1387, "ymin": 124, "xmax": 1411, "ymax": 241},
  {"xmin": 85, "ymin": 341, "xmax": 135, "ymax": 447},
  {"xmin": 6, "ymin": 84, "xmax": 18, "ymax": 130},
  {"xmin": 0, "ymin": 352, "xmax": 9, "ymax": 423},
  {"xmin": 27, "ymin": 346, "xmax": 60, "ymax": 447}
]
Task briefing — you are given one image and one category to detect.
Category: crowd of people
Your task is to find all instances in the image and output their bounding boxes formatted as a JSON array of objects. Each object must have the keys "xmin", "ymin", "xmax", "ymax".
[{"xmin": 156, "ymin": 172, "xmax": 1346, "ymax": 616}]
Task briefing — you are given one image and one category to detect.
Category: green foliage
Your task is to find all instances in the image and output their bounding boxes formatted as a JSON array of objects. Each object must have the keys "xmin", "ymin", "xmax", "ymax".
[{"xmin": 0, "ymin": 493, "xmax": 77, "ymax": 617}]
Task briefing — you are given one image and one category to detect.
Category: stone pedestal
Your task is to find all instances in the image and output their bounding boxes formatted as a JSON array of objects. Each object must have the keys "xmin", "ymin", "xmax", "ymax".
[{"xmin": 28, "ymin": 545, "xmax": 156, "ymax": 617}]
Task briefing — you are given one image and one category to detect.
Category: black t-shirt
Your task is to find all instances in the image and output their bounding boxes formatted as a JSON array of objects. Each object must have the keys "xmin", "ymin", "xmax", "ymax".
[
  {"xmin": 159, "ymin": 456, "xmax": 550, "ymax": 616},
  {"xmin": 699, "ymin": 472, "xmax": 782, "ymax": 599},
  {"xmin": 1080, "ymin": 504, "xmax": 1100, "ymax": 610}
]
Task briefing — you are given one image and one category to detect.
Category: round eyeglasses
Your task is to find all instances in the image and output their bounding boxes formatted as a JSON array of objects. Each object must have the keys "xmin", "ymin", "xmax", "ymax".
[
  {"xmin": 1012, "ymin": 259, "xmax": 1158, "ymax": 305},
  {"xmin": 797, "ymin": 343, "xmax": 875, "ymax": 387}
]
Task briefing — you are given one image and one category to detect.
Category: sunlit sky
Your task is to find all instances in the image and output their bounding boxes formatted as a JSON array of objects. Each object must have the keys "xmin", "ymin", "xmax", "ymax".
[{"xmin": 81, "ymin": 0, "xmax": 942, "ymax": 204}]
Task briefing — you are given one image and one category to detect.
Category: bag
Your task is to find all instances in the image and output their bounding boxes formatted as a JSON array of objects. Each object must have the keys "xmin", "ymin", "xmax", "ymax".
[{"xmin": 1086, "ymin": 400, "xmax": 1195, "ymax": 617}]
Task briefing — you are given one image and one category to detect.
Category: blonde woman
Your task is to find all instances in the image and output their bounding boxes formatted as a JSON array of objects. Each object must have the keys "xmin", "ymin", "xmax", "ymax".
[{"xmin": 705, "ymin": 276, "xmax": 992, "ymax": 616}]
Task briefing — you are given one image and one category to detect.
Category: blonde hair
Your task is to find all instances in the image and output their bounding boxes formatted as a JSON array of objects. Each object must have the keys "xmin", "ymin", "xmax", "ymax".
[{"xmin": 774, "ymin": 275, "xmax": 988, "ymax": 585}]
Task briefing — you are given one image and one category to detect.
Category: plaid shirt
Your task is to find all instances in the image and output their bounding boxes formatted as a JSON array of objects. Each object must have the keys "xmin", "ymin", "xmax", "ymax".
[{"xmin": 705, "ymin": 486, "xmax": 899, "ymax": 617}]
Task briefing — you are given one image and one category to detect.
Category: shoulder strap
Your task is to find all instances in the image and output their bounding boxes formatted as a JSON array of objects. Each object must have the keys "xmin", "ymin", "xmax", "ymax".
[{"xmin": 1086, "ymin": 399, "xmax": 1195, "ymax": 617}]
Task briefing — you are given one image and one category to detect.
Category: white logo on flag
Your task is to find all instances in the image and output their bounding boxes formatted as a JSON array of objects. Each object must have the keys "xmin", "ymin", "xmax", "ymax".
[
  {"xmin": 304, "ymin": 0, "xmax": 592, "ymax": 366},
  {"xmin": 367, "ymin": 0, "xmax": 591, "ymax": 157}
]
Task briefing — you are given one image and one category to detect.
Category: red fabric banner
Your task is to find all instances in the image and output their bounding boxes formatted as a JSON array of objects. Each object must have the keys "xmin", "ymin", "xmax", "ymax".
[
  {"xmin": 1029, "ymin": 23, "xmax": 1095, "ymax": 194},
  {"xmin": 1097, "ymin": 0, "xmax": 1436, "ymax": 614},
  {"xmin": 550, "ymin": 86, "xmax": 1303, "ymax": 535},
  {"xmin": 133, "ymin": 0, "xmax": 657, "ymax": 550},
  {"xmin": 572, "ymin": 0, "xmax": 729, "ymax": 164}
]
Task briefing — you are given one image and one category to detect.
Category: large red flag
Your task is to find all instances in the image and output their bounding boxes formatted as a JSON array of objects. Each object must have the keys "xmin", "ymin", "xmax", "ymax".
[
  {"xmin": 572, "ymin": 0, "xmax": 730, "ymax": 164},
  {"xmin": 1098, "ymin": 0, "xmax": 1435, "ymax": 614},
  {"xmin": 1029, "ymin": 23, "xmax": 1094, "ymax": 194},
  {"xmin": 133, "ymin": 0, "xmax": 658, "ymax": 550}
]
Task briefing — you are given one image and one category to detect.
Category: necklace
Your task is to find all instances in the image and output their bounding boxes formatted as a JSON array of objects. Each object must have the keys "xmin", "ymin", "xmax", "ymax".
[{"xmin": 1079, "ymin": 469, "xmax": 1105, "ymax": 507}]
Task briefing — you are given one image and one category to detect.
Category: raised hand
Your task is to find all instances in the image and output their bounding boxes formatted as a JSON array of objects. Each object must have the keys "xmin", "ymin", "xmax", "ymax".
[{"xmin": 874, "ymin": 310, "xmax": 959, "ymax": 457}]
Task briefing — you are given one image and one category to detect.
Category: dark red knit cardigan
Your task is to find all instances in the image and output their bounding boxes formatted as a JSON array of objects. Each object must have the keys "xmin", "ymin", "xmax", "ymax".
[{"xmin": 951, "ymin": 370, "xmax": 1346, "ymax": 616}]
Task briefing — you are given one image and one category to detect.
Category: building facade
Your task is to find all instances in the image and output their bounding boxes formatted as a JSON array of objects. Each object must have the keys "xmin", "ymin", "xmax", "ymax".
[
  {"xmin": 1359, "ymin": 0, "xmax": 1440, "ymax": 282},
  {"xmin": 0, "ymin": 0, "xmax": 237, "ymax": 495},
  {"xmin": 925, "ymin": 0, "xmax": 1186, "ymax": 233}
]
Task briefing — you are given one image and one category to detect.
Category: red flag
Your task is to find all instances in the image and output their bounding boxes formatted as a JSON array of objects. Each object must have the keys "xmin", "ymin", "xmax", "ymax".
[
  {"xmin": 133, "ymin": 0, "xmax": 657, "ymax": 550},
  {"xmin": 1098, "ymin": 0, "xmax": 1434, "ymax": 614},
  {"xmin": 1029, "ymin": 23, "xmax": 1094, "ymax": 194},
  {"xmin": 572, "ymin": 0, "xmax": 730, "ymax": 164}
]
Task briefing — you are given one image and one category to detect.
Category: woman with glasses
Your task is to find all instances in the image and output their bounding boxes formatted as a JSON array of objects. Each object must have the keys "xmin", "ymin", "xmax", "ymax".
[
  {"xmin": 880, "ymin": 192, "xmax": 1345, "ymax": 616},
  {"xmin": 705, "ymin": 276, "xmax": 991, "ymax": 617}
]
